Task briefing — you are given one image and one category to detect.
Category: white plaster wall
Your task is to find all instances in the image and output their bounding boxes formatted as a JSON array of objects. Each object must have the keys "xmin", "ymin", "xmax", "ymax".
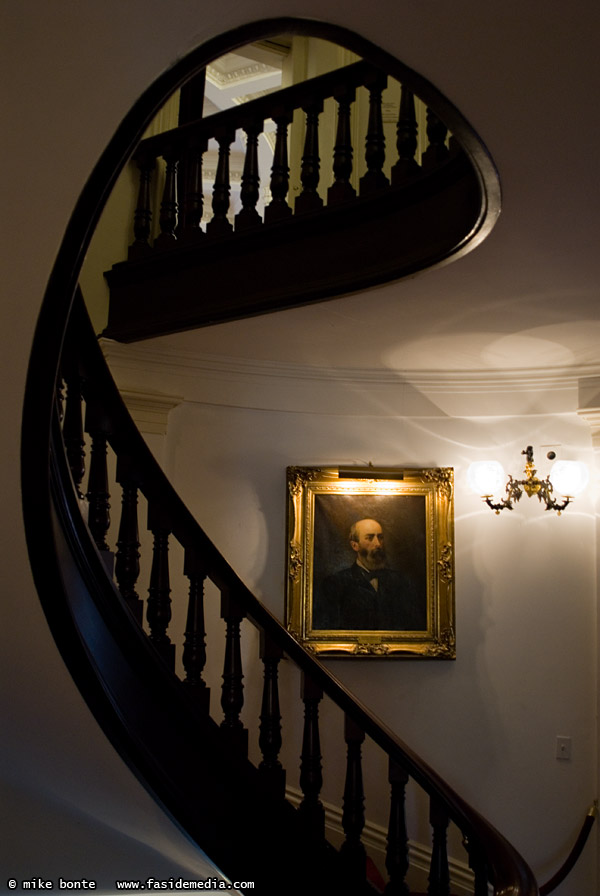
[{"xmin": 164, "ymin": 396, "xmax": 597, "ymax": 893}]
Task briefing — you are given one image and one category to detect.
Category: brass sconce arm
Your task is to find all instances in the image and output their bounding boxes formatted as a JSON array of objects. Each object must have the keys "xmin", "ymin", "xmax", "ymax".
[{"xmin": 480, "ymin": 447, "xmax": 575, "ymax": 515}]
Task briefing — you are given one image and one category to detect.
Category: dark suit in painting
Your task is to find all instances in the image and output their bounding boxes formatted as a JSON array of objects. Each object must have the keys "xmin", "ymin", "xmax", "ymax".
[{"xmin": 313, "ymin": 562, "xmax": 426, "ymax": 632}]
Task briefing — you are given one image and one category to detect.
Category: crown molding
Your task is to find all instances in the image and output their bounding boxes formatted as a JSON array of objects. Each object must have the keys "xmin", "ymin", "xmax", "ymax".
[
  {"xmin": 576, "ymin": 376, "xmax": 600, "ymax": 449},
  {"xmin": 100, "ymin": 338, "xmax": 600, "ymax": 418},
  {"xmin": 119, "ymin": 389, "xmax": 182, "ymax": 435},
  {"xmin": 101, "ymin": 338, "xmax": 600, "ymax": 389},
  {"xmin": 207, "ymin": 61, "xmax": 279, "ymax": 89}
]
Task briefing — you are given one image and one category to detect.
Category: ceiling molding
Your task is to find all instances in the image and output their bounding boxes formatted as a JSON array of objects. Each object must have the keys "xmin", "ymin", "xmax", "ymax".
[
  {"xmin": 119, "ymin": 389, "xmax": 183, "ymax": 435},
  {"xmin": 577, "ymin": 376, "xmax": 600, "ymax": 448},
  {"xmin": 101, "ymin": 338, "xmax": 600, "ymax": 392},
  {"xmin": 100, "ymin": 338, "xmax": 598, "ymax": 419},
  {"xmin": 206, "ymin": 60, "xmax": 280, "ymax": 89}
]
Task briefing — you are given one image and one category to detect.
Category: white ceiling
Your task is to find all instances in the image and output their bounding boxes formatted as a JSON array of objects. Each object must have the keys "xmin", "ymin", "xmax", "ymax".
[{"xmin": 133, "ymin": 10, "xmax": 600, "ymax": 387}]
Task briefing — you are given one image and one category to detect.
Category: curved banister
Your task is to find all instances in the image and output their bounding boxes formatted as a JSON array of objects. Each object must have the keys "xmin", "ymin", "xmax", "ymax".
[
  {"xmin": 61, "ymin": 289, "xmax": 537, "ymax": 895},
  {"xmin": 20, "ymin": 16, "xmax": 533, "ymax": 895},
  {"xmin": 539, "ymin": 803, "xmax": 597, "ymax": 895}
]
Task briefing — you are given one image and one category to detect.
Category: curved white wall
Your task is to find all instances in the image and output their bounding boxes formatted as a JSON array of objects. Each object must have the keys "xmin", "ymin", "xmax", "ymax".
[{"xmin": 158, "ymin": 380, "xmax": 597, "ymax": 892}]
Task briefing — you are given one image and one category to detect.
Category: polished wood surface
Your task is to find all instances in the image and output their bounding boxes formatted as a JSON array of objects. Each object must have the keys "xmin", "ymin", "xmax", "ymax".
[
  {"xmin": 104, "ymin": 53, "xmax": 498, "ymax": 343},
  {"xmin": 21, "ymin": 17, "xmax": 532, "ymax": 895},
  {"xmin": 48, "ymin": 283, "xmax": 539, "ymax": 894}
]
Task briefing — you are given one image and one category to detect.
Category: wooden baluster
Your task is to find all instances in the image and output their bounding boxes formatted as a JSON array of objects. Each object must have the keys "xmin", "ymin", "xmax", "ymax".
[
  {"xmin": 235, "ymin": 120, "xmax": 263, "ymax": 232},
  {"xmin": 177, "ymin": 69, "xmax": 207, "ymax": 244},
  {"xmin": 327, "ymin": 85, "xmax": 356, "ymax": 205},
  {"xmin": 177, "ymin": 70, "xmax": 206, "ymax": 242},
  {"xmin": 385, "ymin": 759, "xmax": 410, "ymax": 896},
  {"xmin": 264, "ymin": 113, "xmax": 293, "ymax": 224},
  {"xmin": 84, "ymin": 399, "xmax": 111, "ymax": 554},
  {"xmin": 297, "ymin": 673, "xmax": 325, "ymax": 841},
  {"xmin": 146, "ymin": 505, "xmax": 175, "ymax": 669},
  {"xmin": 154, "ymin": 148, "xmax": 179, "ymax": 249},
  {"xmin": 178, "ymin": 69, "xmax": 206, "ymax": 125},
  {"xmin": 179, "ymin": 137, "xmax": 206, "ymax": 243},
  {"xmin": 115, "ymin": 456, "xmax": 143, "ymax": 625},
  {"xmin": 207, "ymin": 128, "xmax": 235, "ymax": 236},
  {"xmin": 340, "ymin": 715, "xmax": 367, "ymax": 887},
  {"xmin": 391, "ymin": 85, "xmax": 421, "ymax": 185},
  {"xmin": 360, "ymin": 70, "xmax": 389, "ymax": 196},
  {"xmin": 428, "ymin": 798, "xmax": 450, "ymax": 896},
  {"xmin": 463, "ymin": 837, "xmax": 488, "ymax": 896},
  {"xmin": 63, "ymin": 363, "xmax": 85, "ymax": 499},
  {"xmin": 295, "ymin": 100, "xmax": 324, "ymax": 214},
  {"xmin": 258, "ymin": 632, "xmax": 285, "ymax": 800},
  {"xmin": 421, "ymin": 108, "xmax": 449, "ymax": 170},
  {"xmin": 220, "ymin": 589, "xmax": 248, "ymax": 755},
  {"xmin": 128, "ymin": 154, "xmax": 155, "ymax": 259},
  {"xmin": 182, "ymin": 551, "xmax": 210, "ymax": 714}
]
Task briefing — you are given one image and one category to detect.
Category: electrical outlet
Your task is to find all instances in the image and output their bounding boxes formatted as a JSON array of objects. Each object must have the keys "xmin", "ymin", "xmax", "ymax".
[{"xmin": 556, "ymin": 736, "xmax": 572, "ymax": 760}]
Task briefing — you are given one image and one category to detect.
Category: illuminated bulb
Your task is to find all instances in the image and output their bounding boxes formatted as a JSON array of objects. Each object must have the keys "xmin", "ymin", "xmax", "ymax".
[
  {"xmin": 467, "ymin": 461, "xmax": 505, "ymax": 496},
  {"xmin": 549, "ymin": 460, "xmax": 589, "ymax": 497}
]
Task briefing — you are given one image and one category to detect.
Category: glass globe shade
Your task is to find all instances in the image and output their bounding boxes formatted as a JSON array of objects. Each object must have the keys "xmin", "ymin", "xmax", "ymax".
[
  {"xmin": 549, "ymin": 460, "xmax": 589, "ymax": 497},
  {"xmin": 467, "ymin": 461, "xmax": 505, "ymax": 496}
]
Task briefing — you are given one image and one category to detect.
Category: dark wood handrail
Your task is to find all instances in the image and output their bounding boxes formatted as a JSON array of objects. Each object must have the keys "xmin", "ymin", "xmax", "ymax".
[
  {"xmin": 19, "ymin": 16, "xmax": 520, "ymax": 892},
  {"xmin": 134, "ymin": 60, "xmax": 377, "ymax": 160},
  {"xmin": 539, "ymin": 803, "xmax": 597, "ymax": 895},
  {"xmin": 65, "ymin": 289, "xmax": 538, "ymax": 895}
]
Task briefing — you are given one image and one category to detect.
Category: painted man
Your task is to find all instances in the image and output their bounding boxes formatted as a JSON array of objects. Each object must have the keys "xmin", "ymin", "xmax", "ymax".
[{"xmin": 313, "ymin": 518, "xmax": 426, "ymax": 631}]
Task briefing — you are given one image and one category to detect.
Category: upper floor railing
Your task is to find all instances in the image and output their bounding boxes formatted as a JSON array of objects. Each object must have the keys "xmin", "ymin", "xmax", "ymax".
[
  {"xmin": 127, "ymin": 59, "xmax": 452, "ymax": 254},
  {"xmin": 103, "ymin": 49, "xmax": 498, "ymax": 342}
]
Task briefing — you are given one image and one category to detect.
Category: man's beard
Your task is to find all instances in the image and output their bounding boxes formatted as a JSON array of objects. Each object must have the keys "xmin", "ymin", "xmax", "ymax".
[{"xmin": 359, "ymin": 547, "xmax": 386, "ymax": 570}]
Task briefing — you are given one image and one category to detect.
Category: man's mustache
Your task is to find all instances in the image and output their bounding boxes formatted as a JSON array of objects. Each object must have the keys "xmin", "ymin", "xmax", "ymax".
[{"xmin": 367, "ymin": 547, "xmax": 385, "ymax": 557}]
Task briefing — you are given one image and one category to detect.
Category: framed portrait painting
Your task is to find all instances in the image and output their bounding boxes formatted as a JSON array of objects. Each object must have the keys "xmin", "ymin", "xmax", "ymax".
[{"xmin": 286, "ymin": 466, "xmax": 455, "ymax": 658}]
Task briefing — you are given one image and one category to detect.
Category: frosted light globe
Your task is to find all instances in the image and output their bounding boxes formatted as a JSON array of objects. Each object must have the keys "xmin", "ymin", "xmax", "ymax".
[
  {"xmin": 549, "ymin": 460, "xmax": 589, "ymax": 497},
  {"xmin": 467, "ymin": 461, "xmax": 505, "ymax": 496}
]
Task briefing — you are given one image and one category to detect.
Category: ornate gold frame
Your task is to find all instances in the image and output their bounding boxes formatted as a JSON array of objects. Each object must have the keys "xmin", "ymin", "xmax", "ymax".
[{"xmin": 286, "ymin": 466, "xmax": 455, "ymax": 658}]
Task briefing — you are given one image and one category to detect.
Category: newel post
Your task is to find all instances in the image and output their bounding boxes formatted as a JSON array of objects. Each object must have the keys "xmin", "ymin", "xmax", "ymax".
[{"xmin": 129, "ymin": 154, "xmax": 155, "ymax": 259}]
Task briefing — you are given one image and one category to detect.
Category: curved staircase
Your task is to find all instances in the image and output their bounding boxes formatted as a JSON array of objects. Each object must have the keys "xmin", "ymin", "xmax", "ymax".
[
  {"xmin": 20, "ymin": 16, "xmax": 547, "ymax": 896},
  {"xmin": 30, "ymin": 288, "xmax": 538, "ymax": 893}
]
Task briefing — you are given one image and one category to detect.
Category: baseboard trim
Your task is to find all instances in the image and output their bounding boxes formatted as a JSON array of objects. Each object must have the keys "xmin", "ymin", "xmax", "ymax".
[{"xmin": 285, "ymin": 786, "xmax": 475, "ymax": 895}]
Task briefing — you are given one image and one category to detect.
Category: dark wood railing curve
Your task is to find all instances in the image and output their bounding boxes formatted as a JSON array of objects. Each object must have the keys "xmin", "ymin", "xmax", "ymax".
[
  {"xmin": 49, "ymin": 289, "xmax": 537, "ymax": 895},
  {"xmin": 21, "ymin": 17, "xmax": 529, "ymax": 896}
]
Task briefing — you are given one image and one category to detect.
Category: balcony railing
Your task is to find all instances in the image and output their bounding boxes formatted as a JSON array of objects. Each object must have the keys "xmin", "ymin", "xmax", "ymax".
[{"xmin": 103, "ymin": 58, "xmax": 494, "ymax": 342}]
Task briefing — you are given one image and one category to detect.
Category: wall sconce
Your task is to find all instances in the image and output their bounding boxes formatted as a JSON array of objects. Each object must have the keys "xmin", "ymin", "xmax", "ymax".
[{"xmin": 468, "ymin": 446, "xmax": 589, "ymax": 515}]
